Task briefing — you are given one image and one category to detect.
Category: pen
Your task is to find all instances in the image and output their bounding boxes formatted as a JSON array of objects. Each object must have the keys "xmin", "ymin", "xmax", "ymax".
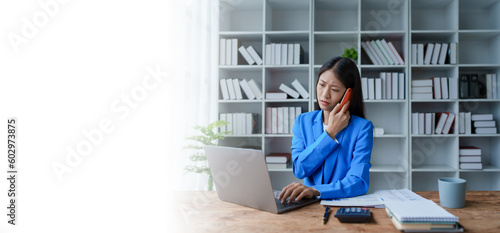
[{"xmin": 322, "ymin": 206, "xmax": 331, "ymax": 224}]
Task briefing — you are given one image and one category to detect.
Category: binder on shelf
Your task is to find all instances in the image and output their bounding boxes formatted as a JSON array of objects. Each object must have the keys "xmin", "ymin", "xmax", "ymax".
[
  {"xmin": 380, "ymin": 72, "xmax": 386, "ymax": 99},
  {"xmin": 458, "ymin": 112, "xmax": 465, "ymax": 134},
  {"xmin": 418, "ymin": 113, "xmax": 425, "ymax": 135},
  {"xmin": 232, "ymin": 79, "xmax": 243, "ymax": 100},
  {"xmin": 465, "ymin": 112, "xmax": 472, "ymax": 134},
  {"xmin": 477, "ymin": 74, "xmax": 487, "ymax": 98},
  {"xmin": 226, "ymin": 39, "xmax": 232, "ymax": 65},
  {"xmin": 289, "ymin": 107, "xmax": 296, "ymax": 133},
  {"xmin": 239, "ymin": 79, "xmax": 256, "ymax": 100},
  {"xmin": 375, "ymin": 78, "xmax": 382, "ymax": 100},
  {"xmin": 486, "ymin": 74, "xmax": 493, "ymax": 99},
  {"xmin": 281, "ymin": 44, "xmax": 288, "ymax": 65},
  {"xmin": 283, "ymin": 107, "xmax": 289, "ymax": 134},
  {"xmin": 219, "ymin": 38, "xmax": 226, "ymax": 65},
  {"xmin": 294, "ymin": 43, "xmax": 304, "ymax": 65},
  {"xmin": 417, "ymin": 44, "xmax": 424, "ymax": 65},
  {"xmin": 361, "ymin": 77, "xmax": 368, "ymax": 100},
  {"xmin": 412, "ymin": 113, "xmax": 419, "ymax": 135},
  {"xmin": 442, "ymin": 113, "xmax": 455, "ymax": 134},
  {"xmin": 441, "ymin": 77, "xmax": 449, "ymax": 99},
  {"xmin": 435, "ymin": 112, "xmax": 449, "ymax": 134},
  {"xmin": 449, "ymin": 78, "xmax": 458, "ymax": 99},
  {"xmin": 431, "ymin": 43, "xmax": 441, "ymax": 65},
  {"xmin": 232, "ymin": 39, "xmax": 240, "ymax": 65},
  {"xmin": 238, "ymin": 45, "xmax": 255, "ymax": 65},
  {"xmin": 291, "ymin": 79, "xmax": 309, "ymax": 99},
  {"xmin": 277, "ymin": 107, "xmax": 284, "ymax": 134},
  {"xmin": 459, "ymin": 74, "xmax": 470, "ymax": 99},
  {"xmin": 392, "ymin": 72, "xmax": 398, "ymax": 99},
  {"xmin": 248, "ymin": 79, "xmax": 263, "ymax": 100},
  {"xmin": 265, "ymin": 44, "xmax": 272, "ymax": 65},
  {"xmin": 423, "ymin": 43, "xmax": 434, "ymax": 65},
  {"xmin": 469, "ymin": 74, "xmax": 479, "ymax": 98},
  {"xmin": 432, "ymin": 77, "xmax": 442, "ymax": 99},
  {"xmin": 438, "ymin": 43, "xmax": 449, "ymax": 65},
  {"xmin": 220, "ymin": 79, "xmax": 230, "ymax": 100},
  {"xmin": 226, "ymin": 79, "xmax": 236, "ymax": 100},
  {"xmin": 279, "ymin": 83, "xmax": 300, "ymax": 99},
  {"xmin": 271, "ymin": 107, "xmax": 278, "ymax": 134},
  {"xmin": 398, "ymin": 73, "xmax": 405, "ymax": 99},
  {"xmin": 411, "ymin": 44, "xmax": 417, "ymax": 65},
  {"xmin": 368, "ymin": 78, "xmax": 375, "ymax": 100},
  {"xmin": 425, "ymin": 113, "xmax": 432, "ymax": 135},
  {"xmin": 449, "ymin": 43, "xmax": 457, "ymax": 64},
  {"xmin": 275, "ymin": 43, "xmax": 281, "ymax": 65},
  {"xmin": 287, "ymin": 44, "xmax": 294, "ymax": 65},
  {"xmin": 247, "ymin": 45, "xmax": 263, "ymax": 65},
  {"xmin": 385, "ymin": 73, "xmax": 392, "ymax": 99},
  {"xmin": 265, "ymin": 107, "xmax": 272, "ymax": 134}
]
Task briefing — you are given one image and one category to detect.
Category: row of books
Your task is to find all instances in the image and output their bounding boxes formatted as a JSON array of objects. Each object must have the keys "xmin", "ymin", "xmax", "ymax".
[
  {"xmin": 268, "ymin": 80, "xmax": 309, "ymax": 100},
  {"xmin": 458, "ymin": 113, "xmax": 497, "ymax": 134},
  {"xmin": 265, "ymin": 153, "xmax": 291, "ymax": 170},
  {"xmin": 411, "ymin": 77, "xmax": 459, "ymax": 100},
  {"xmin": 459, "ymin": 73, "xmax": 499, "ymax": 99},
  {"xmin": 411, "ymin": 42, "xmax": 457, "ymax": 65},
  {"xmin": 219, "ymin": 113, "xmax": 258, "ymax": 135},
  {"xmin": 265, "ymin": 43, "xmax": 304, "ymax": 65},
  {"xmin": 220, "ymin": 79, "xmax": 263, "ymax": 100},
  {"xmin": 412, "ymin": 112, "xmax": 455, "ymax": 135},
  {"xmin": 361, "ymin": 72, "xmax": 405, "ymax": 100},
  {"xmin": 459, "ymin": 146, "xmax": 482, "ymax": 170},
  {"xmin": 361, "ymin": 39, "xmax": 405, "ymax": 65},
  {"xmin": 219, "ymin": 38, "xmax": 263, "ymax": 66},
  {"xmin": 265, "ymin": 106, "xmax": 302, "ymax": 134}
]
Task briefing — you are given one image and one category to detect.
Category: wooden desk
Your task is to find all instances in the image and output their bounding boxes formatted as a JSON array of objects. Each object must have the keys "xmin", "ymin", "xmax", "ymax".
[{"xmin": 171, "ymin": 191, "xmax": 500, "ymax": 232}]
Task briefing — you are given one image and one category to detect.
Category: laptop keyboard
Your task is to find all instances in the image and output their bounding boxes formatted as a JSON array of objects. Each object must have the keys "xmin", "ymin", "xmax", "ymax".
[{"xmin": 273, "ymin": 190, "xmax": 316, "ymax": 212}]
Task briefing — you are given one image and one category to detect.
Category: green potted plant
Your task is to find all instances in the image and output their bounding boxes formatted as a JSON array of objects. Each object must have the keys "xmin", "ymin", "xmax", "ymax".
[
  {"xmin": 342, "ymin": 47, "xmax": 358, "ymax": 62},
  {"xmin": 183, "ymin": 120, "xmax": 231, "ymax": 191}
]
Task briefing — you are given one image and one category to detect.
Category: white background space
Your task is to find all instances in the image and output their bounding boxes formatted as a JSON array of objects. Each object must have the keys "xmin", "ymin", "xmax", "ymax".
[{"xmin": 0, "ymin": 1, "xmax": 180, "ymax": 232}]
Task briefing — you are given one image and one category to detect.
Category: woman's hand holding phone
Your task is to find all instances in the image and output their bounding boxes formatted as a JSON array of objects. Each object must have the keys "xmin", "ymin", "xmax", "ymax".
[{"xmin": 326, "ymin": 88, "xmax": 351, "ymax": 139}]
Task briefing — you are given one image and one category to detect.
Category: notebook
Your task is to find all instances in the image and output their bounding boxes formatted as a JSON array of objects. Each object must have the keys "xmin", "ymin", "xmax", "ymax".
[{"xmin": 384, "ymin": 199, "xmax": 458, "ymax": 223}]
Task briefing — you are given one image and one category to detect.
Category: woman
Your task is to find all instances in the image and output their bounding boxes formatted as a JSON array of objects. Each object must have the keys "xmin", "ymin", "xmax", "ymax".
[{"xmin": 278, "ymin": 57, "xmax": 373, "ymax": 203}]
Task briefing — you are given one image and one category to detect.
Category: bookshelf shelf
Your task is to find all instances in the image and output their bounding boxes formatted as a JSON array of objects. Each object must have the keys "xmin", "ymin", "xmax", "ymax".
[{"xmin": 217, "ymin": 0, "xmax": 500, "ymax": 192}]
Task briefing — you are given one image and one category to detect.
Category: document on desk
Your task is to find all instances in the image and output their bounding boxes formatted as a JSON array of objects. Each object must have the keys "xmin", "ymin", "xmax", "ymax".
[{"xmin": 320, "ymin": 189, "xmax": 425, "ymax": 208}]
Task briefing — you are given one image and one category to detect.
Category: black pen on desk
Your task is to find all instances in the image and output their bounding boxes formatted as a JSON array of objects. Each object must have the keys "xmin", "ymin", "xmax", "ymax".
[{"xmin": 322, "ymin": 206, "xmax": 331, "ymax": 224}]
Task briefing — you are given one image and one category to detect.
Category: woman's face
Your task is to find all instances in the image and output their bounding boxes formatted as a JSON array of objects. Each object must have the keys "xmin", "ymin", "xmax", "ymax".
[{"xmin": 317, "ymin": 69, "xmax": 347, "ymax": 112}]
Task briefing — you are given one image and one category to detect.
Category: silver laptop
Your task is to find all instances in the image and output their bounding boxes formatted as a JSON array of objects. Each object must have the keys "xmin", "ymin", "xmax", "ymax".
[{"xmin": 204, "ymin": 145, "xmax": 319, "ymax": 214}]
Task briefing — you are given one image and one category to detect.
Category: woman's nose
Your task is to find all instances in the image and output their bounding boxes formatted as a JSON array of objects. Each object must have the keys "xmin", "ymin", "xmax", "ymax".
[{"xmin": 321, "ymin": 88, "xmax": 330, "ymax": 99}]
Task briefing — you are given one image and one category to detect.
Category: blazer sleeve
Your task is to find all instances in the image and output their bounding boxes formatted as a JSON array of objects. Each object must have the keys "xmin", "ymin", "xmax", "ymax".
[
  {"xmin": 311, "ymin": 120, "xmax": 373, "ymax": 199},
  {"xmin": 291, "ymin": 114, "xmax": 340, "ymax": 179}
]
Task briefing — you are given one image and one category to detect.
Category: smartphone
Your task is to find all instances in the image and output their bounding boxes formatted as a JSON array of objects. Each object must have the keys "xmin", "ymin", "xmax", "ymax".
[{"xmin": 339, "ymin": 88, "xmax": 352, "ymax": 109}]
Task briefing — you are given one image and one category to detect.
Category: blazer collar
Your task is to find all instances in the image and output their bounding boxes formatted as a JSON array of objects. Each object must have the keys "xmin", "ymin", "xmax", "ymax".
[{"xmin": 313, "ymin": 110, "xmax": 324, "ymax": 141}]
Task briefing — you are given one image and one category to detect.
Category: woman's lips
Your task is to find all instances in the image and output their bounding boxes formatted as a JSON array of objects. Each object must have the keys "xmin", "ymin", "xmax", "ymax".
[{"xmin": 320, "ymin": 100, "xmax": 329, "ymax": 106}]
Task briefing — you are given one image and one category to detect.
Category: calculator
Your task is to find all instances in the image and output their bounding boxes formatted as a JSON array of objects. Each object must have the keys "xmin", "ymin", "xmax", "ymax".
[{"xmin": 334, "ymin": 207, "xmax": 372, "ymax": 223}]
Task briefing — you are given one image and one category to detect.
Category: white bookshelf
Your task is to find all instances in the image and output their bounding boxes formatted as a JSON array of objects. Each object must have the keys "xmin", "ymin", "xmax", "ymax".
[{"xmin": 217, "ymin": 0, "xmax": 500, "ymax": 192}]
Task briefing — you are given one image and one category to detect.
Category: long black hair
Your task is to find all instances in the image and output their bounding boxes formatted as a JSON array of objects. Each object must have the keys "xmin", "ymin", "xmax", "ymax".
[{"xmin": 314, "ymin": 57, "xmax": 365, "ymax": 119}]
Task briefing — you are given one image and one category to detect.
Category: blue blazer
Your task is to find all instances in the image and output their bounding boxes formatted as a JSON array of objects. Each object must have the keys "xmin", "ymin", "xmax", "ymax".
[{"xmin": 291, "ymin": 110, "xmax": 373, "ymax": 199}]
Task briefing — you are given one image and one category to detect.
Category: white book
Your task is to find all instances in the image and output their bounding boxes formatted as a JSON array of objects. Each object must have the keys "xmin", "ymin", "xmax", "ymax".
[
  {"xmin": 219, "ymin": 38, "xmax": 226, "ymax": 65},
  {"xmin": 398, "ymin": 73, "xmax": 405, "ymax": 99},
  {"xmin": 361, "ymin": 41, "xmax": 379, "ymax": 65},
  {"xmin": 417, "ymin": 44, "xmax": 424, "ymax": 65},
  {"xmin": 370, "ymin": 40, "xmax": 389, "ymax": 65},
  {"xmin": 380, "ymin": 72, "xmax": 386, "ymax": 99},
  {"xmin": 289, "ymin": 107, "xmax": 295, "ymax": 133},
  {"xmin": 291, "ymin": 79, "xmax": 309, "ymax": 99},
  {"xmin": 411, "ymin": 79, "xmax": 433, "ymax": 87},
  {"xmin": 226, "ymin": 79, "xmax": 236, "ymax": 100},
  {"xmin": 361, "ymin": 77, "xmax": 368, "ymax": 100},
  {"xmin": 376, "ymin": 39, "xmax": 395, "ymax": 65},
  {"xmin": 294, "ymin": 44, "xmax": 303, "ymax": 65},
  {"xmin": 412, "ymin": 44, "xmax": 417, "ymax": 65},
  {"xmin": 239, "ymin": 79, "xmax": 256, "ymax": 100},
  {"xmin": 366, "ymin": 41, "xmax": 384, "ymax": 65},
  {"xmin": 382, "ymin": 39, "xmax": 399, "ymax": 65},
  {"xmin": 459, "ymin": 147, "xmax": 481, "ymax": 156},
  {"xmin": 449, "ymin": 78, "xmax": 458, "ymax": 99},
  {"xmin": 375, "ymin": 78, "xmax": 382, "ymax": 100},
  {"xmin": 279, "ymin": 83, "xmax": 300, "ymax": 99},
  {"xmin": 277, "ymin": 107, "xmax": 284, "ymax": 134},
  {"xmin": 368, "ymin": 78, "xmax": 375, "ymax": 100},
  {"xmin": 412, "ymin": 112, "xmax": 419, "ymax": 135},
  {"xmin": 411, "ymin": 86, "xmax": 433, "ymax": 93},
  {"xmin": 459, "ymin": 112, "xmax": 465, "ymax": 134},
  {"xmin": 239, "ymin": 113, "xmax": 246, "ymax": 135},
  {"xmin": 411, "ymin": 93, "xmax": 433, "ymax": 99},
  {"xmin": 246, "ymin": 113, "xmax": 253, "ymax": 134},
  {"xmin": 475, "ymin": 127, "xmax": 497, "ymax": 134},
  {"xmin": 435, "ymin": 112, "xmax": 449, "ymax": 134},
  {"xmin": 238, "ymin": 45, "xmax": 255, "ymax": 65},
  {"xmin": 431, "ymin": 113, "xmax": 436, "ymax": 134},
  {"xmin": 386, "ymin": 72, "xmax": 392, "ymax": 99},
  {"xmin": 265, "ymin": 92, "xmax": 287, "ymax": 100},
  {"xmin": 493, "ymin": 73, "xmax": 498, "ymax": 99},
  {"xmin": 247, "ymin": 45, "xmax": 263, "ymax": 65},
  {"xmin": 226, "ymin": 39, "xmax": 232, "ymax": 65},
  {"xmin": 232, "ymin": 39, "xmax": 239, "ymax": 65},
  {"xmin": 486, "ymin": 74, "xmax": 493, "ymax": 99},
  {"xmin": 219, "ymin": 79, "xmax": 230, "ymax": 100},
  {"xmin": 283, "ymin": 107, "xmax": 289, "ymax": 134},
  {"xmin": 388, "ymin": 41, "xmax": 405, "ymax": 65},
  {"xmin": 271, "ymin": 43, "xmax": 276, "ymax": 65},
  {"xmin": 460, "ymin": 162, "xmax": 482, "ymax": 169},
  {"xmin": 418, "ymin": 113, "xmax": 425, "ymax": 135},
  {"xmin": 449, "ymin": 43, "xmax": 457, "ymax": 64},
  {"xmin": 465, "ymin": 112, "xmax": 472, "ymax": 134},
  {"xmin": 459, "ymin": 156, "xmax": 482, "ymax": 163},
  {"xmin": 220, "ymin": 113, "xmax": 226, "ymax": 132},
  {"xmin": 438, "ymin": 43, "xmax": 449, "ymax": 65},
  {"xmin": 226, "ymin": 113, "xmax": 233, "ymax": 135},
  {"xmin": 431, "ymin": 43, "xmax": 441, "ymax": 65},
  {"xmin": 440, "ymin": 77, "xmax": 449, "ymax": 99},
  {"xmin": 275, "ymin": 43, "xmax": 281, "ymax": 65},
  {"xmin": 474, "ymin": 120, "xmax": 496, "ymax": 128},
  {"xmin": 425, "ymin": 113, "xmax": 432, "ymax": 135},
  {"xmin": 442, "ymin": 113, "xmax": 455, "ymax": 134},
  {"xmin": 265, "ymin": 107, "xmax": 272, "ymax": 134},
  {"xmin": 248, "ymin": 79, "xmax": 263, "ymax": 100},
  {"xmin": 265, "ymin": 44, "xmax": 272, "ymax": 65},
  {"xmin": 471, "ymin": 114, "xmax": 493, "ymax": 121},
  {"xmin": 271, "ymin": 107, "xmax": 278, "ymax": 134},
  {"xmin": 296, "ymin": 107, "xmax": 302, "ymax": 119},
  {"xmin": 392, "ymin": 72, "xmax": 398, "ymax": 100},
  {"xmin": 232, "ymin": 113, "xmax": 238, "ymax": 135},
  {"xmin": 424, "ymin": 43, "xmax": 434, "ymax": 65},
  {"xmin": 232, "ymin": 79, "xmax": 243, "ymax": 99},
  {"xmin": 287, "ymin": 44, "xmax": 294, "ymax": 65},
  {"xmin": 432, "ymin": 77, "xmax": 441, "ymax": 99},
  {"xmin": 281, "ymin": 44, "xmax": 288, "ymax": 65}
]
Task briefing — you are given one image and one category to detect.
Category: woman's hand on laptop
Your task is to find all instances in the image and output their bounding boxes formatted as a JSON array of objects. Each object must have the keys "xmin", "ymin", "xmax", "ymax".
[{"xmin": 278, "ymin": 182, "xmax": 320, "ymax": 204}]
